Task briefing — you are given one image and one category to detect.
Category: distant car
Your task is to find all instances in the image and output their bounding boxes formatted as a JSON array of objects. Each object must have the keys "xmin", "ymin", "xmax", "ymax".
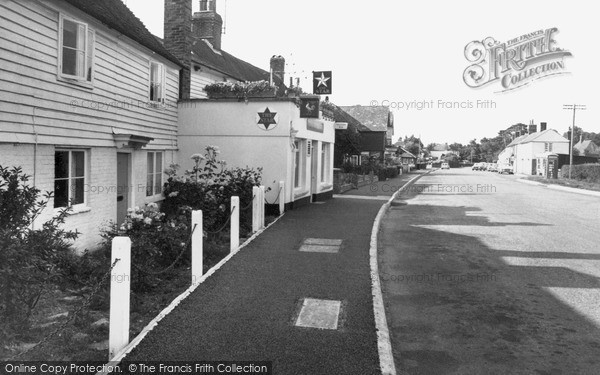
[
  {"xmin": 499, "ymin": 164, "xmax": 513, "ymax": 174},
  {"xmin": 472, "ymin": 162, "xmax": 483, "ymax": 171},
  {"xmin": 488, "ymin": 163, "xmax": 498, "ymax": 172},
  {"xmin": 441, "ymin": 162, "xmax": 450, "ymax": 169}
]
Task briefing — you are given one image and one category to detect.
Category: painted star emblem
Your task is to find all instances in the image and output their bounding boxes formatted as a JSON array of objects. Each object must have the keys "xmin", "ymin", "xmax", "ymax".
[
  {"xmin": 315, "ymin": 72, "xmax": 330, "ymax": 87},
  {"xmin": 257, "ymin": 107, "xmax": 277, "ymax": 130}
]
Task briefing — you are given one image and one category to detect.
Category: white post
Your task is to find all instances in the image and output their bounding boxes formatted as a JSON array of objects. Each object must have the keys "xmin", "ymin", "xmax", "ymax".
[
  {"xmin": 252, "ymin": 186, "xmax": 259, "ymax": 233},
  {"xmin": 230, "ymin": 196, "xmax": 239, "ymax": 252},
  {"xmin": 278, "ymin": 180, "xmax": 285, "ymax": 215},
  {"xmin": 109, "ymin": 237, "xmax": 131, "ymax": 360},
  {"xmin": 191, "ymin": 210, "xmax": 203, "ymax": 285},
  {"xmin": 260, "ymin": 185, "xmax": 266, "ymax": 229}
]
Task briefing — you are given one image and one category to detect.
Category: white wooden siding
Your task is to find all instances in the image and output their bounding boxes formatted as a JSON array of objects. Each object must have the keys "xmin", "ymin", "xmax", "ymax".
[
  {"xmin": 190, "ymin": 69, "xmax": 230, "ymax": 99},
  {"xmin": 0, "ymin": 0, "xmax": 179, "ymax": 150}
]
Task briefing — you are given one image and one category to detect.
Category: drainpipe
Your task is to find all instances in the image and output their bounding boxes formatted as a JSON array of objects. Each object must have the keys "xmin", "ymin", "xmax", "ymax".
[{"xmin": 32, "ymin": 106, "xmax": 39, "ymax": 230}]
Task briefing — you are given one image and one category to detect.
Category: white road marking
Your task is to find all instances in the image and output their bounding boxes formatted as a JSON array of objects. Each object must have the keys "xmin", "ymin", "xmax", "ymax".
[{"xmin": 295, "ymin": 298, "xmax": 341, "ymax": 330}]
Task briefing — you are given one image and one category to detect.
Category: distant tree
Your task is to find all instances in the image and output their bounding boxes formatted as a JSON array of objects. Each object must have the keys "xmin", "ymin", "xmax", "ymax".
[{"xmin": 402, "ymin": 135, "xmax": 423, "ymax": 157}]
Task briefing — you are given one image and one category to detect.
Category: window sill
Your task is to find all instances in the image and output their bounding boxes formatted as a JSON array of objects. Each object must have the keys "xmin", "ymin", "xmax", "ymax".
[
  {"xmin": 60, "ymin": 206, "xmax": 92, "ymax": 216},
  {"xmin": 294, "ymin": 189, "xmax": 309, "ymax": 199},
  {"xmin": 319, "ymin": 183, "xmax": 333, "ymax": 190},
  {"xmin": 145, "ymin": 195, "xmax": 165, "ymax": 204},
  {"xmin": 57, "ymin": 75, "xmax": 94, "ymax": 90}
]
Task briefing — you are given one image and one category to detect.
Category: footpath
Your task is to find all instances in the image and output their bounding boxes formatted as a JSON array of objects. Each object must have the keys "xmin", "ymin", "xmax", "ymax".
[{"xmin": 119, "ymin": 171, "xmax": 425, "ymax": 374}]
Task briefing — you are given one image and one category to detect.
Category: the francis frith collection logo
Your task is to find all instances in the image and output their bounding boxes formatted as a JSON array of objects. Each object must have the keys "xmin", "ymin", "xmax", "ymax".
[{"xmin": 463, "ymin": 27, "xmax": 572, "ymax": 92}]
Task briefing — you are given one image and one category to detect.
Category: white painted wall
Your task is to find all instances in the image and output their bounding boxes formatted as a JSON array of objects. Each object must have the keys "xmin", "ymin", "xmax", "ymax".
[{"xmin": 178, "ymin": 99, "xmax": 335, "ymax": 206}]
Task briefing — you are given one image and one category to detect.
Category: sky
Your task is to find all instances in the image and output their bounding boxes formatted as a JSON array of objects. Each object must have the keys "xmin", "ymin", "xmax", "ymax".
[{"xmin": 126, "ymin": 0, "xmax": 598, "ymax": 145}]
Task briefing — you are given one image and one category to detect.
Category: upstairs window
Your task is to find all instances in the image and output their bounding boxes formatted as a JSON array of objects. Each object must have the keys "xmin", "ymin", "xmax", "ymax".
[
  {"xmin": 544, "ymin": 142, "xmax": 553, "ymax": 152},
  {"xmin": 59, "ymin": 15, "xmax": 94, "ymax": 82},
  {"xmin": 149, "ymin": 62, "xmax": 166, "ymax": 103}
]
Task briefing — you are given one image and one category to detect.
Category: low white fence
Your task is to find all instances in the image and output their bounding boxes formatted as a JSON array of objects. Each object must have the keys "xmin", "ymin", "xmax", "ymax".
[{"xmin": 107, "ymin": 186, "xmax": 273, "ymax": 359}]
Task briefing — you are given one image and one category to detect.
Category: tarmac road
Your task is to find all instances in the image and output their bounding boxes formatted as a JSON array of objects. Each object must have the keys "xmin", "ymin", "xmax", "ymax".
[{"xmin": 379, "ymin": 167, "xmax": 600, "ymax": 374}]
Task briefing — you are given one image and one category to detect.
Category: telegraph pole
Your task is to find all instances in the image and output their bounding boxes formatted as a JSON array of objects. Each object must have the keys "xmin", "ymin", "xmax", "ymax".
[{"xmin": 563, "ymin": 104, "xmax": 586, "ymax": 179}]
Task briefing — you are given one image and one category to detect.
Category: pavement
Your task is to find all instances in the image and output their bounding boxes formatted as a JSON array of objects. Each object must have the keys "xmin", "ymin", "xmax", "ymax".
[
  {"xmin": 379, "ymin": 167, "xmax": 600, "ymax": 374},
  {"xmin": 121, "ymin": 172, "xmax": 427, "ymax": 374}
]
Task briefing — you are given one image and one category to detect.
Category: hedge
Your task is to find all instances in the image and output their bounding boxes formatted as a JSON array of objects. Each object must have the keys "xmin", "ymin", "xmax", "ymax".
[{"xmin": 560, "ymin": 163, "xmax": 600, "ymax": 183}]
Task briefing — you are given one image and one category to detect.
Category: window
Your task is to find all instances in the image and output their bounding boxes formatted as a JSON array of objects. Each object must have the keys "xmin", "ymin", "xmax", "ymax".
[
  {"xmin": 59, "ymin": 15, "xmax": 94, "ymax": 82},
  {"xmin": 544, "ymin": 142, "xmax": 553, "ymax": 152},
  {"xmin": 146, "ymin": 152, "xmax": 163, "ymax": 197},
  {"xmin": 149, "ymin": 62, "xmax": 166, "ymax": 103},
  {"xmin": 321, "ymin": 143, "xmax": 330, "ymax": 183},
  {"xmin": 294, "ymin": 140, "xmax": 304, "ymax": 189},
  {"xmin": 54, "ymin": 150, "xmax": 86, "ymax": 208}
]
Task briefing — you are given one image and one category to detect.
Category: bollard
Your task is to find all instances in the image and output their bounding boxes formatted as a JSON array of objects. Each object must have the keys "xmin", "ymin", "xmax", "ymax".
[
  {"xmin": 191, "ymin": 210, "xmax": 203, "ymax": 285},
  {"xmin": 230, "ymin": 196, "xmax": 239, "ymax": 252},
  {"xmin": 252, "ymin": 186, "xmax": 260, "ymax": 233},
  {"xmin": 109, "ymin": 237, "xmax": 131, "ymax": 360},
  {"xmin": 259, "ymin": 185, "xmax": 266, "ymax": 229},
  {"xmin": 278, "ymin": 180, "xmax": 285, "ymax": 215}
]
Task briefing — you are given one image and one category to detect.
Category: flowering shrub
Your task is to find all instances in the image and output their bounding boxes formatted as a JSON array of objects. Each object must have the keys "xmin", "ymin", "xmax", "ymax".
[
  {"xmin": 162, "ymin": 146, "xmax": 262, "ymax": 234},
  {"xmin": 204, "ymin": 80, "xmax": 277, "ymax": 99},
  {"xmin": 0, "ymin": 166, "xmax": 79, "ymax": 330},
  {"xmin": 100, "ymin": 203, "xmax": 189, "ymax": 291}
]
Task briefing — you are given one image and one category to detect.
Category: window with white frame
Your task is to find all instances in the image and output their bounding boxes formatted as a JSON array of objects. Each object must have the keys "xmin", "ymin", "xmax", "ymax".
[
  {"xmin": 59, "ymin": 15, "xmax": 94, "ymax": 82},
  {"xmin": 146, "ymin": 152, "xmax": 163, "ymax": 197},
  {"xmin": 544, "ymin": 142, "xmax": 553, "ymax": 152},
  {"xmin": 321, "ymin": 143, "xmax": 331, "ymax": 183},
  {"xmin": 149, "ymin": 62, "xmax": 166, "ymax": 103},
  {"xmin": 54, "ymin": 150, "xmax": 86, "ymax": 208}
]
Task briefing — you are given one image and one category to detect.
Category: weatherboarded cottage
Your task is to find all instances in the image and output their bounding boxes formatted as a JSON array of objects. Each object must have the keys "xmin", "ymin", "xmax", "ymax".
[{"xmin": 0, "ymin": 0, "xmax": 183, "ymax": 250}]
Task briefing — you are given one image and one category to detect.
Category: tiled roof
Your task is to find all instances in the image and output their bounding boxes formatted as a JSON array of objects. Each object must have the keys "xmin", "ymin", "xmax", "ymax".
[
  {"xmin": 339, "ymin": 105, "xmax": 391, "ymax": 132},
  {"xmin": 327, "ymin": 105, "xmax": 369, "ymax": 132},
  {"xmin": 63, "ymin": 0, "xmax": 183, "ymax": 67},
  {"xmin": 190, "ymin": 40, "xmax": 285, "ymax": 91},
  {"xmin": 506, "ymin": 129, "xmax": 567, "ymax": 146},
  {"xmin": 574, "ymin": 140, "xmax": 600, "ymax": 155}
]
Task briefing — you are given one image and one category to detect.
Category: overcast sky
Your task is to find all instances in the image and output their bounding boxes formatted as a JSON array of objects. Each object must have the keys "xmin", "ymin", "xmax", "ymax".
[{"xmin": 127, "ymin": 0, "xmax": 598, "ymax": 145}]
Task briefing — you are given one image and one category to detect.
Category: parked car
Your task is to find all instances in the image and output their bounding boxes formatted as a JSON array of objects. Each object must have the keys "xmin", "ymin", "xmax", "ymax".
[
  {"xmin": 488, "ymin": 163, "xmax": 498, "ymax": 172},
  {"xmin": 498, "ymin": 164, "xmax": 514, "ymax": 174},
  {"xmin": 472, "ymin": 162, "xmax": 483, "ymax": 171},
  {"xmin": 441, "ymin": 162, "xmax": 450, "ymax": 170}
]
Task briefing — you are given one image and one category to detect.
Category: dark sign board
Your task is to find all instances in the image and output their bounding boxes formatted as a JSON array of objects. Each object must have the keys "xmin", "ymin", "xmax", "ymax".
[
  {"xmin": 300, "ymin": 97, "xmax": 320, "ymax": 118},
  {"xmin": 313, "ymin": 71, "xmax": 332, "ymax": 95}
]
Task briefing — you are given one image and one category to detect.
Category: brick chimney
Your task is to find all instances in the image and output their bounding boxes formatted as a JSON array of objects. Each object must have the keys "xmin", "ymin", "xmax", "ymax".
[
  {"xmin": 540, "ymin": 122, "xmax": 547, "ymax": 131},
  {"xmin": 528, "ymin": 124, "xmax": 537, "ymax": 133},
  {"xmin": 270, "ymin": 55, "xmax": 285, "ymax": 83},
  {"xmin": 164, "ymin": 0, "xmax": 192, "ymax": 99},
  {"xmin": 192, "ymin": 0, "xmax": 223, "ymax": 50}
]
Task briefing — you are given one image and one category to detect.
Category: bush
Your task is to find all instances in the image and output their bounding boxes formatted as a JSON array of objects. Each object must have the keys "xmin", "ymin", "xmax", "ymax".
[
  {"xmin": 162, "ymin": 146, "xmax": 262, "ymax": 233},
  {"xmin": 99, "ymin": 203, "xmax": 190, "ymax": 292},
  {"xmin": 561, "ymin": 163, "xmax": 600, "ymax": 183},
  {"xmin": 340, "ymin": 161, "xmax": 382, "ymax": 175},
  {"xmin": 0, "ymin": 166, "xmax": 79, "ymax": 329},
  {"xmin": 385, "ymin": 166, "xmax": 399, "ymax": 179}
]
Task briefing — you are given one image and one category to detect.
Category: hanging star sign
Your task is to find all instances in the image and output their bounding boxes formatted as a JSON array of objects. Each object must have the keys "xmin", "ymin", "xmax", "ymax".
[
  {"xmin": 256, "ymin": 107, "xmax": 278, "ymax": 130},
  {"xmin": 315, "ymin": 72, "xmax": 330, "ymax": 88},
  {"xmin": 312, "ymin": 71, "xmax": 332, "ymax": 95}
]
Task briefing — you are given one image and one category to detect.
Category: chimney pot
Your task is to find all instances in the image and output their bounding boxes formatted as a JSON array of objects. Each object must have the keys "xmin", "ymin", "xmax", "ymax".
[{"xmin": 540, "ymin": 122, "xmax": 547, "ymax": 131}]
